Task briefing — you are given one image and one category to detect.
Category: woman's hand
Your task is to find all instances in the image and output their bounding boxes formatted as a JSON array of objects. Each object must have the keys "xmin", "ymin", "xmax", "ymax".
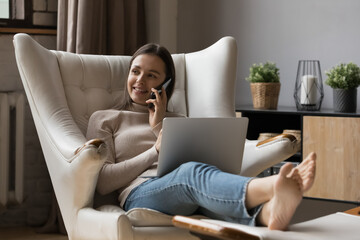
[
  {"xmin": 146, "ymin": 87, "xmax": 167, "ymax": 128},
  {"xmin": 154, "ymin": 129, "xmax": 163, "ymax": 153}
]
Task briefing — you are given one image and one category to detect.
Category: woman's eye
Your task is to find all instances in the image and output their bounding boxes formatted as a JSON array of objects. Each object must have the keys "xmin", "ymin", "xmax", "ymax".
[
  {"xmin": 131, "ymin": 69, "xmax": 139, "ymax": 74},
  {"xmin": 148, "ymin": 74, "xmax": 157, "ymax": 78}
]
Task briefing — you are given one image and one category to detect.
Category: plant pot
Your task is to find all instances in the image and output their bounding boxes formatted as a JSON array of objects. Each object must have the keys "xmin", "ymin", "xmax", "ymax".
[
  {"xmin": 250, "ymin": 82, "xmax": 280, "ymax": 109},
  {"xmin": 333, "ymin": 88, "xmax": 357, "ymax": 113}
]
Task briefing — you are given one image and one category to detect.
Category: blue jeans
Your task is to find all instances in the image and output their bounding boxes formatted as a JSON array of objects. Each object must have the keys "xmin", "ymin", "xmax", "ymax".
[{"xmin": 124, "ymin": 162, "xmax": 262, "ymax": 226}]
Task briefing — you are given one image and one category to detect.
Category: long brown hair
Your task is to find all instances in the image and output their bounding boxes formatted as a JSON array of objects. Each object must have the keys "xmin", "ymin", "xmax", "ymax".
[{"xmin": 119, "ymin": 43, "xmax": 176, "ymax": 110}]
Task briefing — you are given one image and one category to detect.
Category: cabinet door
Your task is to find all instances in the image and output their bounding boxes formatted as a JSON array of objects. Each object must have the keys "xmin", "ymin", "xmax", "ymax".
[{"xmin": 303, "ymin": 116, "xmax": 360, "ymax": 202}]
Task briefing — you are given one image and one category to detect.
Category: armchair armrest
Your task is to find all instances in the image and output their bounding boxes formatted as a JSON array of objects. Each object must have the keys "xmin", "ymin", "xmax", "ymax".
[
  {"xmin": 74, "ymin": 138, "xmax": 105, "ymax": 155},
  {"xmin": 76, "ymin": 207, "xmax": 133, "ymax": 240},
  {"xmin": 46, "ymin": 138, "xmax": 107, "ymax": 234},
  {"xmin": 66, "ymin": 139, "xmax": 107, "ymax": 207},
  {"xmin": 241, "ymin": 134, "xmax": 300, "ymax": 177},
  {"xmin": 256, "ymin": 134, "xmax": 297, "ymax": 147}
]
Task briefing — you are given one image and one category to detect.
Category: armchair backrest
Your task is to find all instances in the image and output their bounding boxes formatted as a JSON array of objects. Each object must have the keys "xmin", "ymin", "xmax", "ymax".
[
  {"xmin": 15, "ymin": 34, "xmax": 237, "ymax": 140},
  {"xmin": 55, "ymin": 37, "xmax": 238, "ymax": 135}
]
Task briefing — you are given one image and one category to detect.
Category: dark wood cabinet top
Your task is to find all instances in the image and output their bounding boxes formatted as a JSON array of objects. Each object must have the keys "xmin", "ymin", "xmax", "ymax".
[{"xmin": 236, "ymin": 105, "xmax": 360, "ymax": 118}]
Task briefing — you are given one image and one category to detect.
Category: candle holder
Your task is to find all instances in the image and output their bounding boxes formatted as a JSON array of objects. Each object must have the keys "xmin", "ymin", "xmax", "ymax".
[{"xmin": 294, "ymin": 60, "xmax": 324, "ymax": 111}]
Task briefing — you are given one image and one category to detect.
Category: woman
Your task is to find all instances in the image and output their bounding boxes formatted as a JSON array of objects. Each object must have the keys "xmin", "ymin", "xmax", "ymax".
[{"xmin": 86, "ymin": 43, "xmax": 316, "ymax": 230}]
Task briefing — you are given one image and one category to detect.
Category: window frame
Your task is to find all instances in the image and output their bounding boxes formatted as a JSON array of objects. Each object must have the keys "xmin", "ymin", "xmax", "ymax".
[{"xmin": 0, "ymin": 0, "xmax": 33, "ymax": 28}]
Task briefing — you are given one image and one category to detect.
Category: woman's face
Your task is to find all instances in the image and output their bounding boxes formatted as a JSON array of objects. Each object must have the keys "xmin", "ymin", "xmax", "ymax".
[{"xmin": 127, "ymin": 54, "xmax": 167, "ymax": 106}]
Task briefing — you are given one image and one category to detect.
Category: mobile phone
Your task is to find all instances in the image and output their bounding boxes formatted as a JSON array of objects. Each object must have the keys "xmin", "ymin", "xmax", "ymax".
[{"xmin": 148, "ymin": 78, "xmax": 172, "ymax": 108}]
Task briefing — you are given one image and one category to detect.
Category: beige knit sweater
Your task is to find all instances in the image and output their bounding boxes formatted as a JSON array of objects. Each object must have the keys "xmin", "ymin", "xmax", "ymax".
[{"xmin": 86, "ymin": 103, "xmax": 181, "ymax": 207}]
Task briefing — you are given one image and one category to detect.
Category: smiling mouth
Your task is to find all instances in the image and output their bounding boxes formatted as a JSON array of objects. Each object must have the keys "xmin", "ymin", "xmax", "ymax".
[{"xmin": 133, "ymin": 87, "xmax": 148, "ymax": 94}]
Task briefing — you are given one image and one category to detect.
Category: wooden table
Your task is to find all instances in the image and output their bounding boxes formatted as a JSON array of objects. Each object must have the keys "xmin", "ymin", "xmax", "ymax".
[{"xmin": 173, "ymin": 207, "xmax": 360, "ymax": 240}]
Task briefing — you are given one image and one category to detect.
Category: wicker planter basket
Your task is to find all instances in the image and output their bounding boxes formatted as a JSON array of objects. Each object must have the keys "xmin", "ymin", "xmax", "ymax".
[{"xmin": 250, "ymin": 82, "xmax": 281, "ymax": 109}]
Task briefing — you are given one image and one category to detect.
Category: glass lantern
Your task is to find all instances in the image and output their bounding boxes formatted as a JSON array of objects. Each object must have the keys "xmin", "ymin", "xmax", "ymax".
[{"xmin": 294, "ymin": 60, "xmax": 324, "ymax": 111}]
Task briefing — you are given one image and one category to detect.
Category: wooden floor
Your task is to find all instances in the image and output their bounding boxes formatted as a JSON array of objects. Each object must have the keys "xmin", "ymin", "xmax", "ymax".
[
  {"xmin": 0, "ymin": 227, "xmax": 68, "ymax": 240},
  {"xmin": 1, "ymin": 205, "xmax": 358, "ymax": 239}
]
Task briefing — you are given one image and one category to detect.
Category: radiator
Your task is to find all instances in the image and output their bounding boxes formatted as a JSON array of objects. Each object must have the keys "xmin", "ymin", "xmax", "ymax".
[{"xmin": 0, "ymin": 92, "xmax": 25, "ymax": 207}]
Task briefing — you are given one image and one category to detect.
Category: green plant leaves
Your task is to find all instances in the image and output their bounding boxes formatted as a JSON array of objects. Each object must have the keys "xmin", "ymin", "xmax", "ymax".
[
  {"xmin": 325, "ymin": 62, "xmax": 360, "ymax": 90},
  {"xmin": 246, "ymin": 62, "xmax": 280, "ymax": 83}
]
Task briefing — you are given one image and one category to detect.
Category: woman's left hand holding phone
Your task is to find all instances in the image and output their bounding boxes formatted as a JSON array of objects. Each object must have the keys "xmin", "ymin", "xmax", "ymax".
[{"xmin": 146, "ymin": 86, "xmax": 167, "ymax": 129}]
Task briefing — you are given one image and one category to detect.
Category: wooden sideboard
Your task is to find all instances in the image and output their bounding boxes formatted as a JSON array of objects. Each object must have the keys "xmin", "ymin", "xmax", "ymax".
[{"xmin": 237, "ymin": 105, "xmax": 360, "ymax": 203}]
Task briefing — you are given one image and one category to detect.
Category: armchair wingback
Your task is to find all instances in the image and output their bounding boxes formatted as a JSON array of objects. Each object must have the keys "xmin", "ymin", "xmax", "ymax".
[{"xmin": 14, "ymin": 33, "xmax": 298, "ymax": 240}]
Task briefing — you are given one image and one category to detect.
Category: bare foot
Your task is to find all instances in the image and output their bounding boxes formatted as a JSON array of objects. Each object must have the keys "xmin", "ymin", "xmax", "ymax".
[
  {"xmin": 267, "ymin": 163, "xmax": 303, "ymax": 230},
  {"xmin": 252, "ymin": 153, "xmax": 316, "ymax": 229},
  {"xmin": 289, "ymin": 152, "xmax": 316, "ymax": 192}
]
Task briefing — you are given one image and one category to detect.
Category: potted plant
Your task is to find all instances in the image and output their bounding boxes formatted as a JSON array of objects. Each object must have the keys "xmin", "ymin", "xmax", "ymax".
[
  {"xmin": 246, "ymin": 62, "xmax": 281, "ymax": 109},
  {"xmin": 325, "ymin": 62, "xmax": 360, "ymax": 113}
]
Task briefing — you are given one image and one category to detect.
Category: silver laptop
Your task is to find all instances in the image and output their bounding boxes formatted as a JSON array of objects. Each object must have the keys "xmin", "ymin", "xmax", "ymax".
[{"xmin": 156, "ymin": 117, "xmax": 248, "ymax": 177}]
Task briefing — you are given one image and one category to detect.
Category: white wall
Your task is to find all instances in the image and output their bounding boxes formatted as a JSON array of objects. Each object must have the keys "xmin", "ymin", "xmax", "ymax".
[{"xmin": 177, "ymin": 0, "xmax": 360, "ymax": 109}]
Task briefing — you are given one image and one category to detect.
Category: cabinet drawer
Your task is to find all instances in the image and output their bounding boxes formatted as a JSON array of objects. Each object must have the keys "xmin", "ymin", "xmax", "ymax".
[{"xmin": 303, "ymin": 116, "xmax": 360, "ymax": 202}]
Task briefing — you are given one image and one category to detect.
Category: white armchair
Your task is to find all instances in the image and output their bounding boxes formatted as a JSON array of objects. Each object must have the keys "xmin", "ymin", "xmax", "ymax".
[{"xmin": 14, "ymin": 33, "xmax": 298, "ymax": 240}]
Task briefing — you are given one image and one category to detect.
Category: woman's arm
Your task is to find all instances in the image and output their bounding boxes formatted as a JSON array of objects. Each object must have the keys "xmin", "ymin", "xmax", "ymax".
[
  {"xmin": 87, "ymin": 110, "xmax": 158, "ymax": 195},
  {"xmin": 96, "ymin": 148, "xmax": 157, "ymax": 194}
]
